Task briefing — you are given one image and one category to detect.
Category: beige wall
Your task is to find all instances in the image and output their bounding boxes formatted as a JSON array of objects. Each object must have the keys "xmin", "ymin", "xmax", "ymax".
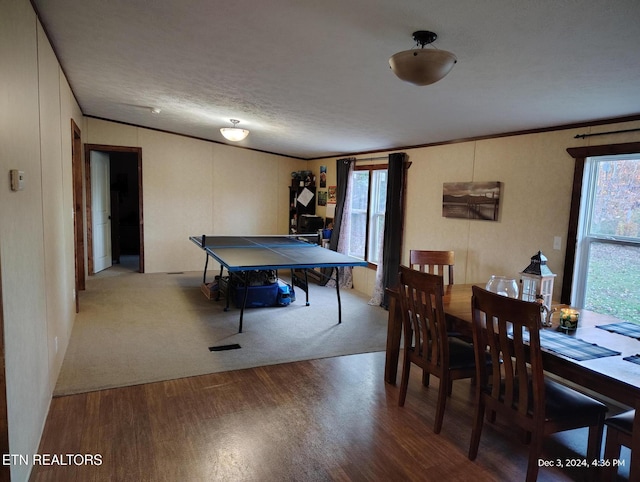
[
  {"xmin": 38, "ymin": 20, "xmax": 81, "ymax": 393},
  {"xmin": 1, "ymin": 2, "xmax": 83, "ymax": 480},
  {"xmin": 309, "ymin": 121, "xmax": 640, "ymax": 299},
  {"xmin": 85, "ymin": 119, "xmax": 305, "ymax": 273}
]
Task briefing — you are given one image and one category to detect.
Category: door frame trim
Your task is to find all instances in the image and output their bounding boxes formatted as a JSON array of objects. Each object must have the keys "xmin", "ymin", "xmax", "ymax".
[
  {"xmin": 84, "ymin": 144, "xmax": 144, "ymax": 274},
  {"xmin": 71, "ymin": 120, "xmax": 85, "ymax": 312}
]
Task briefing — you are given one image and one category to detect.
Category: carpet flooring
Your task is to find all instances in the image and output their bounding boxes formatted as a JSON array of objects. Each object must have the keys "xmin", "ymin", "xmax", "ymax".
[{"xmin": 54, "ymin": 263, "xmax": 389, "ymax": 396}]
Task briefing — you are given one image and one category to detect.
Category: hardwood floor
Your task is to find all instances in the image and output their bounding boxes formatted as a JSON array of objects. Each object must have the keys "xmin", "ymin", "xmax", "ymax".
[{"xmin": 32, "ymin": 351, "xmax": 621, "ymax": 481}]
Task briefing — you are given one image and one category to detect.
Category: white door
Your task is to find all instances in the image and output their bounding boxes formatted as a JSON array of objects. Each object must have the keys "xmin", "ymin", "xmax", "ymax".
[{"xmin": 91, "ymin": 151, "xmax": 112, "ymax": 273}]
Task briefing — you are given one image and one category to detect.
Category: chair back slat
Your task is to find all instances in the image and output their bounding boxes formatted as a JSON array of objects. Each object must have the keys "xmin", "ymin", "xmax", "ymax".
[{"xmin": 409, "ymin": 250, "xmax": 455, "ymax": 285}]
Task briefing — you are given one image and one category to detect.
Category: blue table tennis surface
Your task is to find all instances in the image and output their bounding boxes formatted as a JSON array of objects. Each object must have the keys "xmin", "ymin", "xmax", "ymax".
[{"xmin": 190, "ymin": 235, "xmax": 367, "ymax": 271}]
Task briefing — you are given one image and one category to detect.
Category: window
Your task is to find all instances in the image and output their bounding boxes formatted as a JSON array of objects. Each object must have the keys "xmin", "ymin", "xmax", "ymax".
[
  {"xmin": 573, "ymin": 155, "xmax": 640, "ymax": 323},
  {"xmin": 347, "ymin": 165, "xmax": 387, "ymax": 265}
]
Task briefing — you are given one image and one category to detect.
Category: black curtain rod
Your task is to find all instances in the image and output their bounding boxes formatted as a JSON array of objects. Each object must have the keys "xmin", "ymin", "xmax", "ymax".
[
  {"xmin": 574, "ymin": 128, "xmax": 640, "ymax": 139},
  {"xmin": 354, "ymin": 156, "xmax": 388, "ymax": 162}
]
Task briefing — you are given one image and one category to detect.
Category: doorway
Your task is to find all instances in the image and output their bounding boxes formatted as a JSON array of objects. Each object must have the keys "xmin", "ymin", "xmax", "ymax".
[{"xmin": 85, "ymin": 144, "xmax": 144, "ymax": 275}]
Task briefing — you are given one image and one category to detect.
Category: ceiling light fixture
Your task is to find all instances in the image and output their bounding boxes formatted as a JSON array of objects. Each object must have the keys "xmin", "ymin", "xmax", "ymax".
[
  {"xmin": 389, "ymin": 31, "xmax": 457, "ymax": 86},
  {"xmin": 220, "ymin": 119, "xmax": 249, "ymax": 141},
  {"xmin": 150, "ymin": 107, "xmax": 161, "ymax": 114}
]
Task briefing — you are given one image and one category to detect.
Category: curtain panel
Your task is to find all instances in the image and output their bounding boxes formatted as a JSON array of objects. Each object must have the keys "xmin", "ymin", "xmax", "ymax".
[
  {"xmin": 320, "ymin": 157, "xmax": 356, "ymax": 286},
  {"xmin": 381, "ymin": 152, "xmax": 408, "ymax": 308}
]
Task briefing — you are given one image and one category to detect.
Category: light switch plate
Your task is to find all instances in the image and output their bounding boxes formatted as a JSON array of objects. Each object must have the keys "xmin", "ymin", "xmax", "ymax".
[{"xmin": 10, "ymin": 170, "xmax": 25, "ymax": 191}]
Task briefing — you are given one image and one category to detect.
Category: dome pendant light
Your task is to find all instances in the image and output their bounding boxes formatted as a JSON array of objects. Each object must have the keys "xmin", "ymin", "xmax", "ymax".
[
  {"xmin": 389, "ymin": 31, "xmax": 457, "ymax": 86},
  {"xmin": 220, "ymin": 119, "xmax": 249, "ymax": 141}
]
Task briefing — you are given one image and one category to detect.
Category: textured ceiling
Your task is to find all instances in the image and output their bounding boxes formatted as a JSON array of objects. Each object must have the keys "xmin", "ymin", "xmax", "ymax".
[{"xmin": 33, "ymin": 0, "xmax": 640, "ymax": 159}]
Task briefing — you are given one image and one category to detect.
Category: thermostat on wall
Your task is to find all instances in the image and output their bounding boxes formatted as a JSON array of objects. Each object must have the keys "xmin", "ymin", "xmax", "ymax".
[{"xmin": 10, "ymin": 170, "xmax": 25, "ymax": 191}]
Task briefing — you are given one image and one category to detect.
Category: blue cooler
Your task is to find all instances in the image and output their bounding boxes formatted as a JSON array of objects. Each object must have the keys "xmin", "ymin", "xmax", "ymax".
[
  {"xmin": 277, "ymin": 280, "xmax": 292, "ymax": 306},
  {"xmin": 231, "ymin": 282, "xmax": 279, "ymax": 308}
]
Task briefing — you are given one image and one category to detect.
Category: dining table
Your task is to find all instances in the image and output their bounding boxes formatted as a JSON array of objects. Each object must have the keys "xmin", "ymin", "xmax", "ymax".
[{"xmin": 385, "ymin": 284, "xmax": 640, "ymax": 408}]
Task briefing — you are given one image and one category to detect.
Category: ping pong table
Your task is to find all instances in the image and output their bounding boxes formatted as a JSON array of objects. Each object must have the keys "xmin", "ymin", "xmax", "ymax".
[{"xmin": 190, "ymin": 235, "xmax": 368, "ymax": 332}]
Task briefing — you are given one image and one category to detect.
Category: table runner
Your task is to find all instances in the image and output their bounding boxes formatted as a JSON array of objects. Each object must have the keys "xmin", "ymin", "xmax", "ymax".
[
  {"xmin": 520, "ymin": 329, "xmax": 622, "ymax": 361},
  {"xmin": 623, "ymin": 354, "xmax": 640, "ymax": 366},
  {"xmin": 596, "ymin": 321, "xmax": 640, "ymax": 340}
]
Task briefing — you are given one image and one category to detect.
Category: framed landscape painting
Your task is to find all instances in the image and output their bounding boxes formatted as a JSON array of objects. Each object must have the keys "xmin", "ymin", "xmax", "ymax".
[{"xmin": 442, "ymin": 181, "xmax": 501, "ymax": 221}]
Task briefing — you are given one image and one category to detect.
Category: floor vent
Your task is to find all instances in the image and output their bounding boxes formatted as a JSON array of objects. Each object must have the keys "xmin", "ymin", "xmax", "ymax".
[{"xmin": 209, "ymin": 344, "xmax": 241, "ymax": 352}]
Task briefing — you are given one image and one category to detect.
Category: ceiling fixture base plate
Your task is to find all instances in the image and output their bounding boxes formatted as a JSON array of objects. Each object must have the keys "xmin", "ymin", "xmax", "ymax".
[{"xmin": 412, "ymin": 31, "xmax": 437, "ymax": 47}]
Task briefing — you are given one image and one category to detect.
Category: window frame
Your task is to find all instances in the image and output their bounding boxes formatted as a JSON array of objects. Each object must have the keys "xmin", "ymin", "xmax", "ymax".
[
  {"xmin": 351, "ymin": 163, "xmax": 388, "ymax": 269},
  {"xmin": 564, "ymin": 142, "xmax": 640, "ymax": 304},
  {"xmin": 572, "ymin": 154, "xmax": 640, "ymax": 308}
]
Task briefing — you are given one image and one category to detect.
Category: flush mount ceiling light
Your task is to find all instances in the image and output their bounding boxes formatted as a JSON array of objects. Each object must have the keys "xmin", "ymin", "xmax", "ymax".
[
  {"xmin": 220, "ymin": 119, "xmax": 249, "ymax": 141},
  {"xmin": 389, "ymin": 30, "xmax": 457, "ymax": 86}
]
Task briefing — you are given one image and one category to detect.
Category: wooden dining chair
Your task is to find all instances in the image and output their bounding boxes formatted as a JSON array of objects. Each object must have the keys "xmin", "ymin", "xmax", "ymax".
[
  {"xmin": 397, "ymin": 265, "xmax": 478, "ymax": 434},
  {"xmin": 602, "ymin": 402, "xmax": 640, "ymax": 481},
  {"xmin": 409, "ymin": 250, "xmax": 455, "ymax": 285},
  {"xmin": 468, "ymin": 286, "xmax": 607, "ymax": 482}
]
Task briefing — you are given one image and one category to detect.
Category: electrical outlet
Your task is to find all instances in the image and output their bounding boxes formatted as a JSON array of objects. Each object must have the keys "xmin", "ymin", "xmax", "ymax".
[
  {"xmin": 553, "ymin": 236, "xmax": 562, "ymax": 250},
  {"xmin": 10, "ymin": 170, "xmax": 25, "ymax": 191}
]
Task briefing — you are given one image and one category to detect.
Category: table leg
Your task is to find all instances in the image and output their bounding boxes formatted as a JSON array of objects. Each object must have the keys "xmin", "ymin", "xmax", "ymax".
[
  {"xmin": 216, "ymin": 264, "xmax": 225, "ymax": 302},
  {"xmin": 304, "ymin": 269, "xmax": 309, "ymax": 306},
  {"xmin": 202, "ymin": 253, "xmax": 209, "ymax": 284},
  {"xmin": 384, "ymin": 291, "xmax": 401, "ymax": 384},
  {"xmin": 223, "ymin": 270, "xmax": 232, "ymax": 310},
  {"xmin": 290, "ymin": 269, "xmax": 310, "ymax": 305},
  {"xmin": 238, "ymin": 271, "xmax": 249, "ymax": 333},
  {"xmin": 335, "ymin": 268, "xmax": 341, "ymax": 324}
]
